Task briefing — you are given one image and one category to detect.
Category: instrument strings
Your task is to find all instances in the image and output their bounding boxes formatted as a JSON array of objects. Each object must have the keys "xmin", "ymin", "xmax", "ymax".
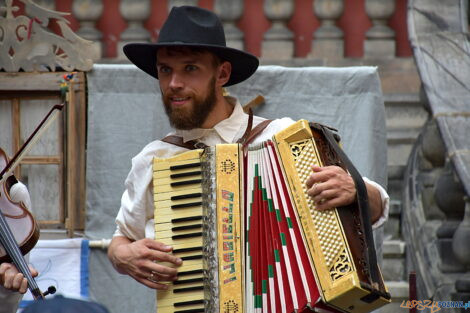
[{"xmin": 0, "ymin": 211, "xmax": 42, "ymax": 298}]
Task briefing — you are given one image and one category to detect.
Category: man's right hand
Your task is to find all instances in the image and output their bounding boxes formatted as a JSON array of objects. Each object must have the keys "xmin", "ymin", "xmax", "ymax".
[
  {"xmin": 0, "ymin": 262, "xmax": 38, "ymax": 294},
  {"xmin": 107, "ymin": 236, "xmax": 183, "ymax": 290}
]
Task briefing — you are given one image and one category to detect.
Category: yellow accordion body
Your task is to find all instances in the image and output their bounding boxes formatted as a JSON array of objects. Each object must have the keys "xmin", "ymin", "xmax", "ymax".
[{"xmin": 152, "ymin": 120, "xmax": 390, "ymax": 313}]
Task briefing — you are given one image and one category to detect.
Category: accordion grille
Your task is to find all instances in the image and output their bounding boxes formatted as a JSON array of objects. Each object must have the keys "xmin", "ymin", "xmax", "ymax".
[{"xmin": 290, "ymin": 138, "xmax": 353, "ymax": 280}]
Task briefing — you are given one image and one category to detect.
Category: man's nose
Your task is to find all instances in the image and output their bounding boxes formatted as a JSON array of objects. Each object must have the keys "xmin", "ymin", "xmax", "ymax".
[{"xmin": 169, "ymin": 73, "xmax": 184, "ymax": 89}]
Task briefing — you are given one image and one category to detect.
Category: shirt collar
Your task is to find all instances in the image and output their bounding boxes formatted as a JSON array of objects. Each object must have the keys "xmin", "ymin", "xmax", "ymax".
[{"xmin": 174, "ymin": 96, "xmax": 248, "ymax": 144}]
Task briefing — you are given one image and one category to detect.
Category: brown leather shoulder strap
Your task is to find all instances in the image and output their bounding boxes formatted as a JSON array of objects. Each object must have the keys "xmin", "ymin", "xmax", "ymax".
[
  {"xmin": 160, "ymin": 135, "xmax": 206, "ymax": 150},
  {"xmin": 242, "ymin": 119, "xmax": 273, "ymax": 147},
  {"xmin": 236, "ymin": 108, "xmax": 254, "ymax": 145},
  {"xmin": 161, "ymin": 115, "xmax": 272, "ymax": 149}
]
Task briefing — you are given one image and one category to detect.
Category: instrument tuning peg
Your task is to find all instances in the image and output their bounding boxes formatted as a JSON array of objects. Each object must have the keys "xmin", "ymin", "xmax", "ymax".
[{"xmin": 43, "ymin": 286, "xmax": 57, "ymax": 297}]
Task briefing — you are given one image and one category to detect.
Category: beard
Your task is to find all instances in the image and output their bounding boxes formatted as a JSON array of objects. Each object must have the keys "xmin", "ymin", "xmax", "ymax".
[{"xmin": 162, "ymin": 77, "xmax": 217, "ymax": 130}]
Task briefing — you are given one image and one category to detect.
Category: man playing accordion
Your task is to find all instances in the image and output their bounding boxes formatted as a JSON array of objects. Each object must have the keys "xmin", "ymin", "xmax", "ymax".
[{"xmin": 107, "ymin": 4, "xmax": 388, "ymax": 294}]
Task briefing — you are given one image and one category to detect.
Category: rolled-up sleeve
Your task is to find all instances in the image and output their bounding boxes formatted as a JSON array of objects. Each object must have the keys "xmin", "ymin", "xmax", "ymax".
[{"xmin": 363, "ymin": 177, "xmax": 390, "ymax": 229}]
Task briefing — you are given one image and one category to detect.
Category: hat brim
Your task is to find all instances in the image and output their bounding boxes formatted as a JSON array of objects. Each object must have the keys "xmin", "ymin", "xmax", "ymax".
[{"xmin": 123, "ymin": 43, "xmax": 259, "ymax": 86}]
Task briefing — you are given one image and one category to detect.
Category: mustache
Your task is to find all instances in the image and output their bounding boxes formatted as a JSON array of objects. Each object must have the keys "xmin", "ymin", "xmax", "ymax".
[
  {"xmin": 162, "ymin": 92, "xmax": 193, "ymax": 106},
  {"xmin": 165, "ymin": 92, "xmax": 190, "ymax": 98}
]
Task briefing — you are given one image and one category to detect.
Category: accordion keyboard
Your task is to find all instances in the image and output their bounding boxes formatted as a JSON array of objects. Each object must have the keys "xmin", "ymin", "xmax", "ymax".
[{"xmin": 153, "ymin": 150, "xmax": 205, "ymax": 313}]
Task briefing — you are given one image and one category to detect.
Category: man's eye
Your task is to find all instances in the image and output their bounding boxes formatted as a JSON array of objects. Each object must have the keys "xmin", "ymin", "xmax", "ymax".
[
  {"xmin": 158, "ymin": 66, "xmax": 170, "ymax": 74},
  {"xmin": 186, "ymin": 65, "xmax": 197, "ymax": 71}
]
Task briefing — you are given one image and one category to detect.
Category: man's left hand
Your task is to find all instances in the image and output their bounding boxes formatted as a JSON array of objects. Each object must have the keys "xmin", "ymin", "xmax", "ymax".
[
  {"xmin": 0, "ymin": 262, "xmax": 38, "ymax": 294},
  {"xmin": 305, "ymin": 165, "xmax": 356, "ymax": 210}
]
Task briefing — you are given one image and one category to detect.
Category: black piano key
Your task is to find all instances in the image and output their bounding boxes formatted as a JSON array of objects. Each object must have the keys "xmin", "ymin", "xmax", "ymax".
[
  {"xmin": 171, "ymin": 202, "xmax": 202, "ymax": 209},
  {"xmin": 171, "ymin": 216, "xmax": 202, "ymax": 223},
  {"xmin": 173, "ymin": 246, "xmax": 202, "ymax": 254},
  {"xmin": 173, "ymin": 285, "xmax": 204, "ymax": 293},
  {"xmin": 173, "ymin": 296, "xmax": 205, "ymax": 313},
  {"xmin": 174, "ymin": 309, "xmax": 205, "ymax": 313},
  {"xmin": 180, "ymin": 255, "xmax": 203, "ymax": 261},
  {"xmin": 171, "ymin": 179, "xmax": 202, "ymax": 187},
  {"xmin": 174, "ymin": 299, "xmax": 204, "ymax": 307},
  {"xmin": 170, "ymin": 162, "xmax": 201, "ymax": 171},
  {"xmin": 178, "ymin": 269, "xmax": 204, "ymax": 277},
  {"xmin": 174, "ymin": 277, "xmax": 204, "ymax": 285},
  {"xmin": 170, "ymin": 171, "xmax": 201, "ymax": 179},
  {"xmin": 172, "ymin": 232, "xmax": 202, "ymax": 240},
  {"xmin": 172, "ymin": 224, "xmax": 202, "ymax": 232},
  {"xmin": 171, "ymin": 193, "xmax": 202, "ymax": 200}
]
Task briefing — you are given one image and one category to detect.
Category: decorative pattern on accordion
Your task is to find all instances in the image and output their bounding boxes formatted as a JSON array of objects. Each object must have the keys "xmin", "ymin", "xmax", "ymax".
[
  {"xmin": 290, "ymin": 139, "xmax": 353, "ymax": 281},
  {"xmin": 202, "ymin": 145, "xmax": 243, "ymax": 313},
  {"xmin": 201, "ymin": 146, "xmax": 220, "ymax": 313}
]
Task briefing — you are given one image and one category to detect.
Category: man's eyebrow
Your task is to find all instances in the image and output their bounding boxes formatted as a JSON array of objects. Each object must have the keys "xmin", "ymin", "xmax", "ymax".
[{"xmin": 181, "ymin": 58, "xmax": 200, "ymax": 64}]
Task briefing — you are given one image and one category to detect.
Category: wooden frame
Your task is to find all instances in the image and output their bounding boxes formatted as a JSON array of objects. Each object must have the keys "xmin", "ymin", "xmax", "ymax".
[{"xmin": 0, "ymin": 72, "xmax": 86, "ymax": 236}]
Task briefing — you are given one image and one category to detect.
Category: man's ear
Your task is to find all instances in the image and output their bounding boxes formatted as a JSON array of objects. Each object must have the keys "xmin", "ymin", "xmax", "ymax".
[{"xmin": 216, "ymin": 61, "xmax": 232, "ymax": 86}]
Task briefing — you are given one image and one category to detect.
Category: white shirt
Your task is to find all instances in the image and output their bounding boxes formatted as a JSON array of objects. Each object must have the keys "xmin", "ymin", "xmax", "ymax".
[{"xmin": 114, "ymin": 97, "xmax": 389, "ymax": 240}]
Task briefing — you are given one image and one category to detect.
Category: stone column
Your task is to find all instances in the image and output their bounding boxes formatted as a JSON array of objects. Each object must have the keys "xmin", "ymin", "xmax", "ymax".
[
  {"xmin": 117, "ymin": 0, "xmax": 151, "ymax": 60},
  {"xmin": 214, "ymin": 0, "xmax": 244, "ymax": 50},
  {"xmin": 364, "ymin": 0, "xmax": 395, "ymax": 58},
  {"xmin": 262, "ymin": 0, "xmax": 294, "ymax": 60},
  {"xmin": 418, "ymin": 121, "xmax": 446, "ymax": 220},
  {"xmin": 72, "ymin": 0, "xmax": 103, "ymax": 59},
  {"xmin": 434, "ymin": 165, "xmax": 466, "ymax": 273},
  {"xmin": 168, "ymin": 0, "xmax": 198, "ymax": 11},
  {"xmin": 310, "ymin": 0, "xmax": 344, "ymax": 59}
]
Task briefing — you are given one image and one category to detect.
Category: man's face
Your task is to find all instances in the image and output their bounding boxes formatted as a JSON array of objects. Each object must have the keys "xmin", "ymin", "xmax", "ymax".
[{"xmin": 157, "ymin": 48, "xmax": 220, "ymax": 130}]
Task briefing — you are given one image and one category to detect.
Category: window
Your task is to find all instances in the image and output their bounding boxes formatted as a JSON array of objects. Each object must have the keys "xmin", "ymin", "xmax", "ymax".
[{"xmin": 0, "ymin": 72, "xmax": 86, "ymax": 236}]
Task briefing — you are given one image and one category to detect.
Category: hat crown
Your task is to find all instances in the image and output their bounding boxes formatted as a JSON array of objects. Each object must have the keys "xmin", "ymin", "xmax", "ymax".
[{"xmin": 158, "ymin": 6, "xmax": 226, "ymax": 47}]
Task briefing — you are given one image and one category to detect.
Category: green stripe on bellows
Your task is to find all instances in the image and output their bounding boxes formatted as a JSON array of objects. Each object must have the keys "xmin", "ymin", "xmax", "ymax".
[
  {"xmin": 268, "ymin": 265, "xmax": 274, "ymax": 278},
  {"xmin": 280, "ymin": 233, "xmax": 287, "ymax": 245},
  {"xmin": 262, "ymin": 189, "xmax": 267, "ymax": 200},
  {"xmin": 255, "ymin": 164, "xmax": 258, "ymax": 177},
  {"xmin": 255, "ymin": 295, "xmax": 262, "ymax": 308},
  {"xmin": 287, "ymin": 217, "xmax": 293, "ymax": 228},
  {"xmin": 262, "ymin": 280, "xmax": 267, "ymax": 293},
  {"xmin": 268, "ymin": 199, "xmax": 274, "ymax": 212},
  {"xmin": 275, "ymin": 209, "xmax": 282, "ymax": 222},
  {"xmin": 274, "ymin": 249, "xmax": 280, "ymax": 262}
]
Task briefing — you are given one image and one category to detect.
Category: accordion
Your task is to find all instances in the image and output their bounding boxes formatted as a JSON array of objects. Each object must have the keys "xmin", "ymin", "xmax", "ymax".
[{"xmin": 152, "ymin": 120, "xmax": 390, "ymax": 313}]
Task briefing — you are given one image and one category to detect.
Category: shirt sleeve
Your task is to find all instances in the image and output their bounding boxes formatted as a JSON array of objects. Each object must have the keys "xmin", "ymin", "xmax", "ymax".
[
  {"xmin": 113, "ymin": 139, "xmax": 191, "ymax": 241},
  {"xmin": 362, "ymin": 177, "xmax": 390, "ymax": 230},
  {"xmin": 113, "ymin": 150, "xmax": 156, "ymax": 241}
]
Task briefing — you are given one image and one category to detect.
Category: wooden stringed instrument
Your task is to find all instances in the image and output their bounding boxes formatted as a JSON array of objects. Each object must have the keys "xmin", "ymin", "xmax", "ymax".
[{"xmin": 0, "ymin": 103, "xmax": 64, "ymax": 299}]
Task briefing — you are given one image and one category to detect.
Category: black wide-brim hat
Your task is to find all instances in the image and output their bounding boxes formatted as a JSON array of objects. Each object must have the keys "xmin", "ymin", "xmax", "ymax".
[{"xmin": 123, "ymin": 6, "xmax": 259, "ymax": 86}]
